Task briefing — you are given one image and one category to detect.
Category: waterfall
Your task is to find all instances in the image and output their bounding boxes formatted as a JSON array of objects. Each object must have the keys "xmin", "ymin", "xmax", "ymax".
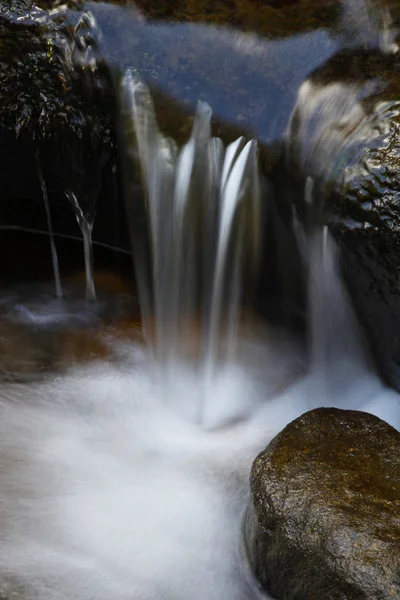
[
  {"xmin": 118, "ymin": 72, "xmax": 262, "ymax": 382},
  {"xmin": 308, "ymin": 226, "xmax": 370, "ymax": 391}
]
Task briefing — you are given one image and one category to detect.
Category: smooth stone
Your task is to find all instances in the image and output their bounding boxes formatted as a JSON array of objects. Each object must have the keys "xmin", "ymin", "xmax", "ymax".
[{"xmin": 246, "ymin": 407, "xmax": 400, "ymax": 600}]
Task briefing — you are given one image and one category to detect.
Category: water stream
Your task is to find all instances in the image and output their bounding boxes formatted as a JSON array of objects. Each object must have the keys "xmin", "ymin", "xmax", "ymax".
[
  {"xmin": 37, "ymin": 161, "xmax": 63, "ymax": 298},
  {"xmin": 119, "ymin": 71, "xmax": 262, "ymax": 424},
  {"xmin": 0, "ymin": 3, "xmax": 400, "ymax": 599},
  {"xmin": 0, "ymin": 78, "xmax": 398, "ymax": 600},
  {"xmin": 66, "ymin": 190, "xmax": 96, "ymax": 302}
]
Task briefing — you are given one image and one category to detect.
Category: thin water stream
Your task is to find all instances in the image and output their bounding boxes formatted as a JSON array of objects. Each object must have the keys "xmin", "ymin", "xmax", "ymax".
[
  {"xmin": 66, "ymin": 190, "xmax": 96, "ymax": 302},
  {"xmin": 37, "ymin": 162, "xmax": 63, "ymax": 298}
]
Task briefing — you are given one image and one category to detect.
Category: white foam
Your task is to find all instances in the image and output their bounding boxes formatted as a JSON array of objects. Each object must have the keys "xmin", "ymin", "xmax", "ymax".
[{"xmin": 0, "ymin": 327, "xmax": 397, "ymax": 599}]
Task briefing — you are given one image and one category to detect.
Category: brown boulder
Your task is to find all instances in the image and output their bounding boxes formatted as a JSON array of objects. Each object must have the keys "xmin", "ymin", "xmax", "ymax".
[{"xmin": 246, "ymin": 408, "xmax": 400, "ymax": 599}]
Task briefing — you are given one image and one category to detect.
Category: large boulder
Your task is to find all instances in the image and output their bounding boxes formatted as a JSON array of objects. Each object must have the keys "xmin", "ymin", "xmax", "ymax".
[{"xmin": 246, "ymin": 407, "xmax": 400, "ymax": 600}]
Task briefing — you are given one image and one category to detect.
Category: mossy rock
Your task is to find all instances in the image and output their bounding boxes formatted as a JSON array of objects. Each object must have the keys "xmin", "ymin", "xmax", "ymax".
[{"xmin": 246, "ymin": 407, "xmax": 400, "ymax": 600}]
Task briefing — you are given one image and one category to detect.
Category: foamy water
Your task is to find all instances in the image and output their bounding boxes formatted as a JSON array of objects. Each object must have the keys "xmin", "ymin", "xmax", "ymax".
[
  {"xmin": 1, "ymin": 4, "xmax": 399, "ymax": 595},
  {"xmin": 0, "ymin": 322, "xmax": 398, "ymax": 600}
]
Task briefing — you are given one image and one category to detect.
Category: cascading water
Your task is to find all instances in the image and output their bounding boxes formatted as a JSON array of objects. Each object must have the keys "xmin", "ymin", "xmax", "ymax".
[
  {"xmin": 340, "ymin": 0, "xmax": 399, "ymax": 52},
  {"xmin": 119, "ymin": 71, "xmax": 262, "ymax": 424},
  {"xmin": 300, "ymin": 178, "xmax": 370, "ymax": 396},
  {"xmin": 0, "ymin": 5, "xmax": 400, "ymax": 599},
  {"xmin": 0, "ymin": 115, "xmax": 399, "ymax": 600},
  {"xmin": 306, "ymin": 222, "xmax": 400, "ymax": 426},
  {"xmin": 119, "ymin": 72, "xmax": 261, "ymax": 361},
  {"xmin": 308, "ymin": 226, "xmax": 369, "ymax": 390}
]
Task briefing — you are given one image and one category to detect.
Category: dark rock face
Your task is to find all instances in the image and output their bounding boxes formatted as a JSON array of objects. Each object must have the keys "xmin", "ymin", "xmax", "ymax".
[
  {"xmin": 131, "ymin": 0, "xmax": 336, "ymax": 37},
  {"xmin": 0, "ymin": 0, "xmax": 122, "ymax": 262},
  {"xmin": 246, "ymin": 408, "xmax": 400, "ymax": 600},
  {"xmin": 286, "ymin": 49, "xmax": 400, "ymax": 389}
]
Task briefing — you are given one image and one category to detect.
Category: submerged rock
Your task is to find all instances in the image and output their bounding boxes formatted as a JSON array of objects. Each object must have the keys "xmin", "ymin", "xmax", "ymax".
[{"xmin": 246, "ymin": 407, "xmax": 400, "ymax": 600}]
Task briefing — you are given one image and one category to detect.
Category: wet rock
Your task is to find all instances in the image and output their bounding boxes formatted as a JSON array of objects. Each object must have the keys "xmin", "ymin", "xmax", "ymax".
[
  {"xmin": 286, "ymin": 48, "xmax": 400, "ymax": 389},
  {"xmin": 0, "ymin": 0, "xmax": 122, "ymax": 258},
  {"xmin": 132, "ymin": 0, "xmax": 337, "ymax": 38},
  {"xmin": 0, "ymin": 0, "xmax": 112, "ymax": 142},
  {"xmin": 246, "ymin": 407, "xmax": 400, "ymax": 600}
]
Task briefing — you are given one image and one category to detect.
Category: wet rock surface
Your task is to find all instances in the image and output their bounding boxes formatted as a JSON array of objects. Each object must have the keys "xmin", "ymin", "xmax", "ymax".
[
  {"xmin": 286, "ymin": 48, "xmax": 400, "ymax": 389},
  {"xmin": 0, "ymin": 269, "xmax": 141, "ymax": 381},
  {"xmin": 246, "ymin": 407, "xmax": 400, "ymax": 600},
  {"xmin": 0, "ymin": 0, "xmax": 121, "ymax": 256},
  {"xmin": 131, "ymin": 0, "xmax": 337, "ymax": 38}
]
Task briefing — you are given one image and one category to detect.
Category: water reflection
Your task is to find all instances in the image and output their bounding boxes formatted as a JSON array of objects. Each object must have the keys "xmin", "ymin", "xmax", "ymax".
[
  {"xmin": 91, "ymin": 3, "xmax": 338, "ymax": 142},
  {"xmin": 0, "ymin": 278, "xmax": 140, "ymax": 380}
]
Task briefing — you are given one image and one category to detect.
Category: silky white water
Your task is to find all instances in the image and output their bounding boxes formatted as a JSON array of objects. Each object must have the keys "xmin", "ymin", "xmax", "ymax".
[
  {"xmin": 1, "ymin": 73, "xmax": 400, "ymax": 600},
  {"xmin": 0, "ymin": 204, "xmax": 398, "ymax": 600},
  {"xmin": 0, "ymin": 288, "xmax": 398, "ymax": 600}
]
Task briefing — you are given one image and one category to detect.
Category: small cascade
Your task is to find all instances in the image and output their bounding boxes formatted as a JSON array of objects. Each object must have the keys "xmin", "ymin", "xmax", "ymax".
[
  {"xmin": 305, "ymin": 216, "xmax": 399, "ymax": 428},
  {"xmin": 308, "ymin": 227, "xmax": 369, "ymax": 382},
  {"xmin": 36, "ymin": 160, "xmax": 62, "ymax": 298},
  {"xmin": 204, "ymin": 136, "xmax": 260, "ymax": 386},
  {"xmin": 3, "ymin": 6, "xmax": 400, "ymax": 600},
  {"xmin": 66, "ymin": 191, "xmax": 96, "ymax": 302},
  {"xmin": 304, "ymin": 179, "xmax": 371, "ymax": 403},
  {"xmin": 118, "ymin": 71, "xmax": 262, "ymax": 384}
]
